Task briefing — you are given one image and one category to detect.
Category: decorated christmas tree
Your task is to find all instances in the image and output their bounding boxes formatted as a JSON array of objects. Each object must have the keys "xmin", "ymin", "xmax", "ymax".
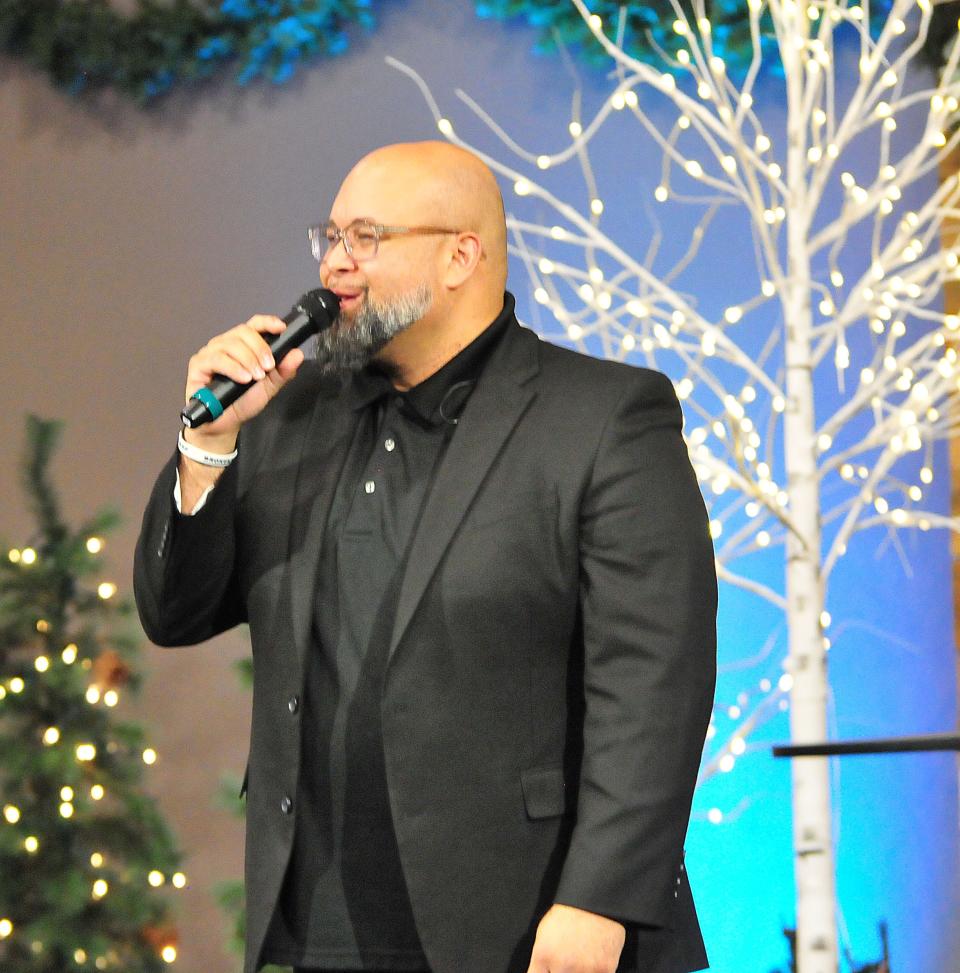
[{"xmin": 0, "ymin": 416, "xmax": 185, "ymax": 972}]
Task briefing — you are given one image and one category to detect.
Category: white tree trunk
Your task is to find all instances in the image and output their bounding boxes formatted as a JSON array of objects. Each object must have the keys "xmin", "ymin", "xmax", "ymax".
[{"xmin": 782, "ymin": 8, "xmax": 838, "ymax": 967}]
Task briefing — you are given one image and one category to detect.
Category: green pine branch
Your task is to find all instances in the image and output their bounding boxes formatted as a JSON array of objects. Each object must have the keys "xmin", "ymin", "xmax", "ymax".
[{"xmin": 0, "ymin": 416, "xmax": 185, "ymax": 972}]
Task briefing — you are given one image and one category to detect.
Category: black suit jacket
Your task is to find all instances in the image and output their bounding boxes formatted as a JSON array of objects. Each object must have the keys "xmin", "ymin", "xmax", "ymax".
[{"xmin": 134, "ymin": 311, "xmax": 717, "ymax": 973}]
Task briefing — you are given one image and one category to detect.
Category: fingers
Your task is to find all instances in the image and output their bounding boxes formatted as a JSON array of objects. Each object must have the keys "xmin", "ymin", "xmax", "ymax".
[
  {"xmin": 182, "ymin": 315, "xmax": 301, "ymax": 442},
  {"xmin": 186, "ymin": 317, "xmax": 284, "ymax": 395}
]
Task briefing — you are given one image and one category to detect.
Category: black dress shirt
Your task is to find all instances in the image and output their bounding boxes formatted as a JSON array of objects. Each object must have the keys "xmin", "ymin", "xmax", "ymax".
[{"xmin": 262, "ymin": 303, "xmax": 512, "ymax": 971}]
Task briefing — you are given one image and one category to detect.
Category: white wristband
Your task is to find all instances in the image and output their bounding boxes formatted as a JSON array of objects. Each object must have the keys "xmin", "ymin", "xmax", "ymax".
[{"xmin": 177, "ymin": 431, "xmax": 238, "ymax": 468}]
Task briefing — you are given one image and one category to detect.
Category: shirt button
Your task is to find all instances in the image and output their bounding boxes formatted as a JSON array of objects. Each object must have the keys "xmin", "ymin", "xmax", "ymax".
[
  {"xmin": 364, "ymin": 480, "xmax": 376, "ymax": 494},
  {"xmin": 280, "ymin": 795, "xmax": 293, "ymax": 815},
  {"xmin": 287, "ymin": 695, "xmax": 299, "ymax": 715},
  {"xmin": 384, "ymin": 438, "xmax": 396, "ymax": 452}
]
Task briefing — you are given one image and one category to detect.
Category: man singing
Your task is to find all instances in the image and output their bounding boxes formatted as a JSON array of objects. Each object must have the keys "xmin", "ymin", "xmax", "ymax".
[{"xmin": 135, "ymin": 141, "xmax": 717, "ymax": 973}]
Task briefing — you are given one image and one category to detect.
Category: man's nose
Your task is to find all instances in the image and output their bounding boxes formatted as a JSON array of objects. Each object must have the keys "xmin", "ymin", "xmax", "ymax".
[{"xmin": 322, "ymin": 236, "xmax": 357, "ymax": 276}]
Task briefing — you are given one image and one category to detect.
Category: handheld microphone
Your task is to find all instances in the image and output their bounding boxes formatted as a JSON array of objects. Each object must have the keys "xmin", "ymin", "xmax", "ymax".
[{"xmin": 180, "ymin": 288, "xmax": 340, "ymax": 429}]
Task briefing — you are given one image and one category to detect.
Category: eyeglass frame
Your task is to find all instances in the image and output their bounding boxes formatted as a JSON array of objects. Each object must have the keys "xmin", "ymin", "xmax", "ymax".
[{"xmin": 308, "ymin": 218, "xmax": 463, "ymax": 263}]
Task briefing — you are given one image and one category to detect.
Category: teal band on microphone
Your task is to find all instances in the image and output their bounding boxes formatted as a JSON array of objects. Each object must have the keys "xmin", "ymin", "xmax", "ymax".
[{"xmin": 191, "ymin": 387, "xmax": 224, "ymax": 420}]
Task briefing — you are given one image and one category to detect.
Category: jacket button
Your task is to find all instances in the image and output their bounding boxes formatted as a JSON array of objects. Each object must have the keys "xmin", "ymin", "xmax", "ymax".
[
  {"xmin": 287, "ymin": 695, "xmax": 299, "ymax": 715},
  {"xmin": 280, "ymin": 795, "xmax": 293, "ymax": 815}
]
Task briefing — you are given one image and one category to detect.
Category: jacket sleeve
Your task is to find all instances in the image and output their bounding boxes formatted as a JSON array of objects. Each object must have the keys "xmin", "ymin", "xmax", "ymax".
[
  {"xmin": 133, "ymin": 451, "xmax": 247, "ymax": 647},
  {"xmin": 554, "ymin": 369, "xmax": 717, "ymax": 928}
]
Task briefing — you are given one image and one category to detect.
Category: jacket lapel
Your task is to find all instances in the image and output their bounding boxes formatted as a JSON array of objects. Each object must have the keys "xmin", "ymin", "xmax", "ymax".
[
  {"xmin": 388, "ymin": 321, "xmax": 541, "ymax": 660},
  {"xmin": 287, "ymin": 374, "xmax": 359, "ymax": 675}
]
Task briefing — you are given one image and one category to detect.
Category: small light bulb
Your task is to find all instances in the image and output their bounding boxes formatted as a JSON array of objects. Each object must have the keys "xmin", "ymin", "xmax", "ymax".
[
  {"xmin": 90, "ymin": 852, "xmax": 104, "ymax": 868},
  {"xmin": 92, "ymin": 879, "xmax": 108, "ymax": 900},
  {"xmin": 4, "ymin": 805, "xmax": 21, "ymax": 824},
  {"xmin": 148, "ymin": 870, "xmax": 165, "ymax": 888},
  {"xmin": 0, "ymin": 919, "xmax": 12, "ymax": 938},
  {"xmin": 61, "ymin": 644, "xmax": 78, "ymax": 665},
  {"xmin": 85, "ymin": 537, "xmax": 104, "ymax": 554},
  {"xmin": 172, "ymin": 872, "xmax": 187, "ymax": 889},
  {"xmin": 91, "ymin": 785, "xmax": 105, "ymax": 801},
  {"xmin": 161, "ymin": 945, "xmax": 178, "ymax": 963},
  {"xmin": 60, "ymin": 786, "xmax": 74, "ymax": 802},
  {"xmin": 43, "ymin": 727, "xmax": 60, "ymax": 746},
  {"xmin": 143, "ymin": 749, "xmax": 158, "ymax": 766},
  {"xmin": 24, "ymin": 836, "xmax": 39, "ymax": 853},
  {"xmin": 97, "ymin": 583, "xmax": 117, "ymax": 600}
]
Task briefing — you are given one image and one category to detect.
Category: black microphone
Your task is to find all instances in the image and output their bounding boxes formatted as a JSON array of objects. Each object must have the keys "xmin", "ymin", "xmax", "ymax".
[{"xmin": 180, "ymin": 288, "xmax": 340, "ymax": 429}]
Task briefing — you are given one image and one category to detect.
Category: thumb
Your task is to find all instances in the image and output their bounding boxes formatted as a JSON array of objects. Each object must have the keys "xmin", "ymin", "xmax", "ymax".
[{"xmin": 273, "ymin": 346, "xmax": 305, "ymax": 382}]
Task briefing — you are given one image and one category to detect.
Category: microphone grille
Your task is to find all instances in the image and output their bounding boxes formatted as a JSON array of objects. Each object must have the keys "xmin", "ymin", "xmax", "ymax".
[{"xmin": 298, "ymin": 288, "xmax": 340, "ymax": 325}]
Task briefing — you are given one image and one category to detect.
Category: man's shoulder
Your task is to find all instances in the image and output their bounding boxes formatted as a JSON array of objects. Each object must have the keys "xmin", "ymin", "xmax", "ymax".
[{"xmin": 526, "ymin": 328, "xmax": 678, "ymax": 405}]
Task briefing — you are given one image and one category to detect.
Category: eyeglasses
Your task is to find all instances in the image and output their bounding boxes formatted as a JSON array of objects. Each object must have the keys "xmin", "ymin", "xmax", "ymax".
[{"xmin": 308, "ymin": 219, "xmax": 461, "ymax": 263}]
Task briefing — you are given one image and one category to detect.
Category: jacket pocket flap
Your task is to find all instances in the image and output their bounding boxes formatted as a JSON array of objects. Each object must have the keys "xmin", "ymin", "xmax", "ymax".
[{"xmin": 520, "ymin": 766, "xmax": 567, "ymax": 819}]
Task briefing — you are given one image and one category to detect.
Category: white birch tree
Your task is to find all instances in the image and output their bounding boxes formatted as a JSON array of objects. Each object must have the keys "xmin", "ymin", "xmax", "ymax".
[{"xmin": 389, "ymin": 1, "xmax": 960, "ymax": 970}]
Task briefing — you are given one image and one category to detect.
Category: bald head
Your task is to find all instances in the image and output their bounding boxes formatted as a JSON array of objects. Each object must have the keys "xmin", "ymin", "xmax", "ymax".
[
  {"xmin": 340, "ymin": 141, "xmax": 508, "ymax": 294},
  {"xmin": 320, "ymin": 141, "xmax": 510, "ymax": 388}
]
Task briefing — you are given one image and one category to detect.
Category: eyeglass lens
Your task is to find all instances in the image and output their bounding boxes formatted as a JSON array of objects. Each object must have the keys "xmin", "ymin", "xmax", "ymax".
[{"xmin": 318, "ymin": 221, "xmax": 379, "ymax": 260}]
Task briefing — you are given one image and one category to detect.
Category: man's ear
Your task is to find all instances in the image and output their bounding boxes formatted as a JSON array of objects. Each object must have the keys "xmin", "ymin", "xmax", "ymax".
[{"xmin": 443, "ymin": 232, "xmax": 484, "ymax": 289}]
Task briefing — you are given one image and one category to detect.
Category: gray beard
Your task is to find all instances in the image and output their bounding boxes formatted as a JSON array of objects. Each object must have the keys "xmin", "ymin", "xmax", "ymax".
[{"xmin": 314, "ymin": 284, "xmax": 432, "ymax": 375}]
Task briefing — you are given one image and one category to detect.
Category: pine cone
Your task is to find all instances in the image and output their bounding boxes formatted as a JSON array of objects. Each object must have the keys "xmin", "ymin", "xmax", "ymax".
[
  {"xmin": 141, "ymin": 923, "xmax": 178, "ymax": 951},
  {"xmin": 92, "ymin": 649, "xmax": 131, "ymax": 689}
]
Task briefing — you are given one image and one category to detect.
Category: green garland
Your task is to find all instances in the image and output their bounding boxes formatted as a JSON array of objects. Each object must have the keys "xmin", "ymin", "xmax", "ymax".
[
  {"xmin": 0, "ymin": 0, "xmax": 378, "ymax": 103},
  {"xmin": 0, "ymin": 1, "xmax": 953, "ymax": 106}
]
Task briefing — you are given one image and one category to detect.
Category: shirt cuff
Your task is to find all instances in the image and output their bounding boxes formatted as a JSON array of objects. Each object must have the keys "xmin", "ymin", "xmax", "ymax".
[{"xmin": 173, "ymin": 469, "xmax": 215, "ymax": 516}]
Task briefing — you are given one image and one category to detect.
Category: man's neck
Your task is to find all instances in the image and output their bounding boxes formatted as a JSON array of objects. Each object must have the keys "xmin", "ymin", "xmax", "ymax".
[{"xmin": 376, "ymin": 300, "xmax": 503, "ymax": 391}]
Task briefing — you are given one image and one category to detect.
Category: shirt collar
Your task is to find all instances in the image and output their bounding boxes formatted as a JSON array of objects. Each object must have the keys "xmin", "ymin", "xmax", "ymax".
[{"xmin": 347, "ymin": 292, "xmax": 516, "ymax": 425}]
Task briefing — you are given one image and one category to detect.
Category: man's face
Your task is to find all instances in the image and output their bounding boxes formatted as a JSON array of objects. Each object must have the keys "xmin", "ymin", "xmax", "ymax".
[{"xmin": 316, "ymin": 167, "xmax": 440, "ymax": 373}]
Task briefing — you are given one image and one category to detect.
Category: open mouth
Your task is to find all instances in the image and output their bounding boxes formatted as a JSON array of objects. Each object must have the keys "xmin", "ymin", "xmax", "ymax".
[{"xmin": 333, "ymin": 290, "xmax": 364, "ymax": 313}]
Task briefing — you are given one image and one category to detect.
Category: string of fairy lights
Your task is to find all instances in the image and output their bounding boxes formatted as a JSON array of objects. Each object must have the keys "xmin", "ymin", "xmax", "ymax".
[
  {"xmin": 2, "ymin": 537, "xmax": 185, "ymax": 968},
  {"xmin": 388, "ymin": 0, "xmax": 960, "ymax": 829}
]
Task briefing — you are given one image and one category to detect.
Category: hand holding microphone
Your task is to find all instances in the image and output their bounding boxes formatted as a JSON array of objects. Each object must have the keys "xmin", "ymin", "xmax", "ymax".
[
  {"xmin": 181, "ymin": 288, "xmax": 340, "ymax": 435},
  {"xmin": 176, "ymin": 289, "xmax": 339, "ymax": 512}
]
